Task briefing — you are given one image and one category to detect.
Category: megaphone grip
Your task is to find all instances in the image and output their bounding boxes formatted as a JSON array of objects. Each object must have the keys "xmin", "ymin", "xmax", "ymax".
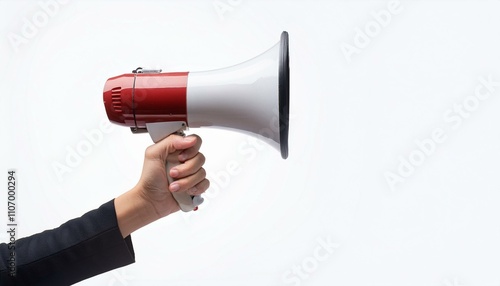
[{"xmin": 166, "ymin": 142, "xmax": 204, "ymax": 212}]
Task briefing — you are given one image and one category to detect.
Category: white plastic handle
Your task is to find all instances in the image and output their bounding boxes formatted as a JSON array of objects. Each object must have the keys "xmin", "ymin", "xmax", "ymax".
[{"xmin": 166, "ymin": 159, "xmax": 204, "ymax": 212}]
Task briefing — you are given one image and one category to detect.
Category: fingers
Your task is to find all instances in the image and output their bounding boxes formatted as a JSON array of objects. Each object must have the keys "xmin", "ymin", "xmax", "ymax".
[
  {"xmin": 171, "ymin": 135, "xmax": 198, "ymax": 152},
  {"xmin": 186, "ymin": 178, "xmax": 210, "ymax": 196},
  {"xmin": 169, "ymin": 167, "xmax": 208, "ymax": 194},
  {"xmin": 169, "ymin": 152, "xmax": 205, "ymax": 178},
  {"xmin": 149, "ymin": 133, "xmax": 208, "ymax": 196},
  {"xmin": 146, "ymin": 134, "xmax": 198, "ymax": 160},
  {"xmin": 178, "ymin": 135, "xmax": 202, "ymax": 162}
]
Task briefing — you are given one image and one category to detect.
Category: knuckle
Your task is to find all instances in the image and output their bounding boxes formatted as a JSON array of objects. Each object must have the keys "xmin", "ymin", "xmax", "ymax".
[
  {"xmin": 144, "ymin": 145, "xmax": 156, "ymax": 159},
  {"xmin": 194, "ymin": 134, "xmax": 202, "ymax": 145},
  {"xmin": 199, "ymin": 168, "xmax": 207, "ymax": 178},
  {"xmin": 187, "ymin": 187, "xmax": 197, "ymax": 195},
  {"xmin": 198, "ymin": 153, "xmax": 206, "ymax": 165}
]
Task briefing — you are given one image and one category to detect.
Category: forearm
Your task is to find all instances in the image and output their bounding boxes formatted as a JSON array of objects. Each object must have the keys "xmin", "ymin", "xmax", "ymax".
[{"xmin": 0, "ymin": 200, "xmax": 135, "ymax": 285}]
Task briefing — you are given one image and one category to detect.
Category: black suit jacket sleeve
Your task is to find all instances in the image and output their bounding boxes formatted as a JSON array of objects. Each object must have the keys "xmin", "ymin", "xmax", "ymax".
[{"xmin": 0, "ymin": 199, "xmax": 136, "ymax": 285}]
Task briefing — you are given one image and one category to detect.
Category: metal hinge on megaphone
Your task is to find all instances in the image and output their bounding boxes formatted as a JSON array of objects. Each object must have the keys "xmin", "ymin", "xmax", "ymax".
[{"xmin": 132, "ymin": 67, "xmax": 162, "ymax": 74}]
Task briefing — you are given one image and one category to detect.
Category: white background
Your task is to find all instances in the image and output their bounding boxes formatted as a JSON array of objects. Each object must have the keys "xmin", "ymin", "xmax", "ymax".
[{"xmin": 1, "ymin": 1, "xmax": 500, "ymax": 285}]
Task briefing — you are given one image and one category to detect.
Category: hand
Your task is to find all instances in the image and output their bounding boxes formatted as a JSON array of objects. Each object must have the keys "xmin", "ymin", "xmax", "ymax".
[
  {"xmin": 115, "ymin": 134, "xmax": 209, "ymax": 238},
  {"xmin": 137, "ymin": 134, "xmax": 209, "ymax": 218}
]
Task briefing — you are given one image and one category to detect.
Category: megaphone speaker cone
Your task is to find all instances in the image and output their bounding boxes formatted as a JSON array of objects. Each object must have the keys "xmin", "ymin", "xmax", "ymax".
[{"xmin": 279, "ymin": 31, "xmax": 290, "ymax": 159}]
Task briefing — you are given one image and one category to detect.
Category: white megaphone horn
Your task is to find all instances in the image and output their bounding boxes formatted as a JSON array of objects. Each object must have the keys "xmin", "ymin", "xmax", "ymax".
[{"xmin": 103, "ymin": 31, "xmax": 290, "ymax": 211}]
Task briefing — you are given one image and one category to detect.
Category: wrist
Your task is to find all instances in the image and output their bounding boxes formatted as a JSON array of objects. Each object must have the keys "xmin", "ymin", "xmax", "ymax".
[{"xmin": 114, "ymin": 186, "xmax": 160, "ymax": 238}]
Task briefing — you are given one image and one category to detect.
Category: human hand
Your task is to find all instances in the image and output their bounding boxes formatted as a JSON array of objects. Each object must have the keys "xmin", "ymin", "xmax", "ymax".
[
  {"xmin": 115, "ymin": 134, "xmax": 209, "ymax": 238},
  {"xmin": 137, "ymin": 134, "xmax": 210, "ymax": 218}
]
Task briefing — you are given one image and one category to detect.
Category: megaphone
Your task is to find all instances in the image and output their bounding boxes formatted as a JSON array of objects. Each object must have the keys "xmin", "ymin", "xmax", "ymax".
[{"xmin": 103, "ymin": 31, "xmax": 290, "ymax": 212}]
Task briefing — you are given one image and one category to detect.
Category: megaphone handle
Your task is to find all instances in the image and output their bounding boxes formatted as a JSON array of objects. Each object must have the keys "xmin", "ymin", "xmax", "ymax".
[
  {"xmin": 164, "ymin": 130, "xmax": 204, "ymax": 212},
  {"xmin": 146, "ymin": 122, "xmax": 204, "ymax": 212},
  {"xmin": 166, "ymin": 160, "xmax": 203, "ymax": 212}
]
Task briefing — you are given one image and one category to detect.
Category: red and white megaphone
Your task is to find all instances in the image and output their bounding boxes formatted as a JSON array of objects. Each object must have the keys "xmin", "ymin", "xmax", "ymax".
[{"xmin": 103, "ymin": 31, "xmax": 290, "ymax": 212}]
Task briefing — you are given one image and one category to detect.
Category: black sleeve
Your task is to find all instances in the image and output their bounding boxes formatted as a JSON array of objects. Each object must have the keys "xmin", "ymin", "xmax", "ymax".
[{"xmin": 0, "ymin": 199, "xmax": 136, "ymax": 286}]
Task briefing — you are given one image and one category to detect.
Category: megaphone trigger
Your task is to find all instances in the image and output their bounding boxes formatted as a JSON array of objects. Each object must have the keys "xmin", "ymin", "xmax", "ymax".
[{"xmin": 146, "ymin": 121, "xmax": 188, "ymax": 143}]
